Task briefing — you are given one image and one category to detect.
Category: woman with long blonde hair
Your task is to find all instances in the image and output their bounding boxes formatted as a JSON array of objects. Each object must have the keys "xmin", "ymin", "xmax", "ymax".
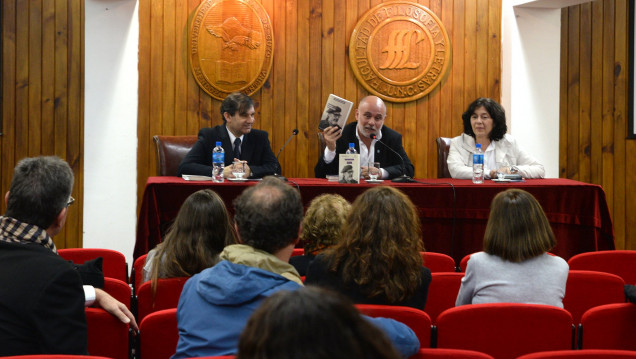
[{"xmin": 305, "ymin": 186, "xmax": 431, "ymax": 309}]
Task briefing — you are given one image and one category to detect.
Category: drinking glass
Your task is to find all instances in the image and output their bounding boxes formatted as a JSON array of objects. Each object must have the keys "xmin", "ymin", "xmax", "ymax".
[
  {"xmin": 369, "ymin": 162, "xmax": 381, "ymax": 181},
  {"xmin": 232, "ymin": 160, "xmax": 245, "ymax": 179},
  {"xmin": 496, "ymin": 160, "xmax": 509, "ymax": 180}
]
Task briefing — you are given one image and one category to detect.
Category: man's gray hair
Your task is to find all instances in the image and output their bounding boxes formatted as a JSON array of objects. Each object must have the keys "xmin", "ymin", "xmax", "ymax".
[{"xmin": 5, "ymin": 156, "xmax": 74, "ymax": 229}]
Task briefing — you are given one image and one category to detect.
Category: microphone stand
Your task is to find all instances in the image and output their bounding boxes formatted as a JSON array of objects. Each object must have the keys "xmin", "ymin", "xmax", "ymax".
[
  {"xmin": 273, "ymin": 129, "xmax": 298, "ymax": 182},
  {"xmin": 370, "ymin": 133, "xmax": 416, "ymax": 183}
]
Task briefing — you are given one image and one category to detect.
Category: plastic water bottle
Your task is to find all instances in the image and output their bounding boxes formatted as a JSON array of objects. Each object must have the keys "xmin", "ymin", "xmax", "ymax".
[
  {"xmin": 472, "ymin": 143, "xmax": 484, "ymax": 184},
  {"xmin": 212, "ymin": 141, "xmax": 225, "ymax": 182},
  {"xmin": 345, "ymin": 143, "xmax": 357, "ymax": 154}
]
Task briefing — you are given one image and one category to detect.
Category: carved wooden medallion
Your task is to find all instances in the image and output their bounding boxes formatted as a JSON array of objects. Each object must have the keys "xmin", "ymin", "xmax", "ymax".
[
  {"xmin": 190, "ymin": 0, "xmax": 274, "ymax": 100},
  {"xmin": 349, "ymin": 1, "xmax": 451, "ymax": 103}
]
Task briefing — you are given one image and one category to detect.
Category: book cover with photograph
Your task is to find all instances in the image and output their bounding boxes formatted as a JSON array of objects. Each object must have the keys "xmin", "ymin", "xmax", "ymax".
[
  {"xmin": 339, "ymin": 154, "xmax": 360, "ymax": 184},
  {"xmin": 318, "ymin": 94, "xmax": 353, "ymax": 130}
]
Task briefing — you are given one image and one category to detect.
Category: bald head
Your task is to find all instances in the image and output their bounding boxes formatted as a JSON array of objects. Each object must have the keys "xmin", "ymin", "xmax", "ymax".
[{"xmin": 356, "ymin": 96, "xmax": 386, "ymax": 139}]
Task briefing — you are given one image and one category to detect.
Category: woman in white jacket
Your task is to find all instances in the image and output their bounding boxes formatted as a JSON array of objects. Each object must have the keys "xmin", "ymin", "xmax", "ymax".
[{"xmin": 447, "ymin": 98, "xmax": 545, "ymax": 179}]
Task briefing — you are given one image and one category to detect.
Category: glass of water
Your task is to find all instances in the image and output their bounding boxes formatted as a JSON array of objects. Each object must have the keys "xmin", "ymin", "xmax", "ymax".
[
  {"xmin": 496, "ymin": 160, "xmax": 509, "ymax": 180},
  {"xmin": 232, "ymin": 160, "xmax": 245, "ymax": 179},
  {"xmin": 369, "ymin": 162, "xmax": 381, "ymax": 181}
]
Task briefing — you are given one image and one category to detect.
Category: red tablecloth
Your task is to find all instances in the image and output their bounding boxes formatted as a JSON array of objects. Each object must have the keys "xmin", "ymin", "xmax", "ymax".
[{"xmin": 134, "ymin": 177, "xmax": 615, "ymax": 263}]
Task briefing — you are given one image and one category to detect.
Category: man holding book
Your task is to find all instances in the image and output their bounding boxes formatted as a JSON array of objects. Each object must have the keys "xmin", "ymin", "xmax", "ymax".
[{"xmin": 315, "ymin": 96, "xmax": 414, "ymax": 180}]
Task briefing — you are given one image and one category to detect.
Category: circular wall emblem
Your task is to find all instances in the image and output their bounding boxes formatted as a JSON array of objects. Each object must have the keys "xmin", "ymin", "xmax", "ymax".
[
  {"xmin": 349, "ymin": 1, "xmax": 451, "ymax": 103},
  {"xmin": 190, "ymin": 0, "xmax": 274, "ymax": 100}
]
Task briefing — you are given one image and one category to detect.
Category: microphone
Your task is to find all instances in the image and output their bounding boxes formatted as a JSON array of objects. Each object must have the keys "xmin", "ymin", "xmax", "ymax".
[
  {"xmin": 273, "ymin": 129, "xmax": 299, "ymax": 181},
  {"xmin": 369, "ymin": 133, "xmax": 415, "ymax": 183}
]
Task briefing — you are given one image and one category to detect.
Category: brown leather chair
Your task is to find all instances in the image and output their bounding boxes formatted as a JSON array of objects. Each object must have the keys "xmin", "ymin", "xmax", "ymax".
[
  {"xmin": 436, "ymin": 137, "xmax": 452, "ymax": 178},
  {"xmin": 152, "ymin": 135, "xmax": 198, "ymax": 176}
]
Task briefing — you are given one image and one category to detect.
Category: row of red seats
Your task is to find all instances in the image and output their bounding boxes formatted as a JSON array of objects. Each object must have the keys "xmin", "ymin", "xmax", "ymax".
[
  {"xmin": 59, "ymin": 248, "xmax": 636, "ymax": 292},
  {"xmin": 136, "ymin": 302, "xmax": 636, "ymax": 359}
]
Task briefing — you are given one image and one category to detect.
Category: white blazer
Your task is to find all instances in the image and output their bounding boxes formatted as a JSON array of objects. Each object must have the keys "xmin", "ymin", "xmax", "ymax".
[{"xmin": 447, "ymin": 133, "xmax": 545, "ymax": 179}]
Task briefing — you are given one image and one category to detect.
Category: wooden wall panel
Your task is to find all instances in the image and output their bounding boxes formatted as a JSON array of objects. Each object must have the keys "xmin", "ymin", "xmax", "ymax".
[
  {"xmin": 137, "ymin": 0, "xmax": 503, "ymax": 203},
  {"xmin": 560, "ymin": 0, "xmax": 633, "ymax": 250},
  {"xmin": 0, "ymin": 0, "xmax": 85, "ymax": 249}
]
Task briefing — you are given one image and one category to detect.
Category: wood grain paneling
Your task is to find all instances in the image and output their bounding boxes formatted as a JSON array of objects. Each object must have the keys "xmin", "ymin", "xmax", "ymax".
[
  {"xmin": 137, "ymin": 0, "xmax": 503, "ymax": 204},
  {"xmin": 560, "ymin": 0, "xmax": 633, "ymax": 250},
  {"xmin": 1, "ymin": 0, "xmax": 84, "ymax": 249}
]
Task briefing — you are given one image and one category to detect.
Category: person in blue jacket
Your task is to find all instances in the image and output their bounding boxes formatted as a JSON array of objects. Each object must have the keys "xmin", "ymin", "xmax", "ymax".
[{"xmin": 172, "ymin": 177, "xmax": 419, "ymax": 358}]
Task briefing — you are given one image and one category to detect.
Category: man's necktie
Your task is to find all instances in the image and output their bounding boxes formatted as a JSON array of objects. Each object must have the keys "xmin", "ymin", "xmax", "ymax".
[{"xmin": 233, "ymin": 138, "xmax": 241, "ymax": 159}]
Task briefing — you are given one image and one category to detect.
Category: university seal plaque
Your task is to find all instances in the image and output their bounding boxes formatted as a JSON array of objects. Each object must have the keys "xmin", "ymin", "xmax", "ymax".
[
  {"xmin": 349, "ymin": 1, "xmax": 451, "ymax": 103},
  {"xmin": 190, "ymin": 0, "xmax": 274, "ymax": 100}
]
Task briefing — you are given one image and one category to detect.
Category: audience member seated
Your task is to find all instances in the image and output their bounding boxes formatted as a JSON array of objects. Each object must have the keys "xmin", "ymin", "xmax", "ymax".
[
  {"xmin": 172, "ymin": 178, "xmax": 419, "ymax": 358},
  {"xmin": 447, "ymin": 97, "xmax": 545, "ymax": 179},
  {"xmin": 237, "ymin": 286, "xmax": 412, "ymax": 359},
  {"xmin": 289, "ymin": 194, "xmax": 351, "ymax": 276},
  {"xmin": 171, "ymin": 177, "xmax": 306, "ymax": 358},
  {"xmin": 177, "ymin": 92, "xmax": 279, "ymax": 178},
  {"xmin": 456, "ymin": 189, "xmax": 568, "ymax": 307},
  {"xmin": 305, "ymin": 186, "xmax": 432, "ymax": 310},
  {"xmin": 0, "ymin": 156, "xmax": 137, "ymax": 356},
  {"xmin": 143, "ymin": 189, "xmax": 236, "ymax": 291}
]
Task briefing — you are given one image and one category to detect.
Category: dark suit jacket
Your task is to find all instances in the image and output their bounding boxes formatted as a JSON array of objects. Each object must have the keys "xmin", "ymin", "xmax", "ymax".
[
  {"xmin": 0, "ymin": 241, "xmax": 88, "ymax": 356},
  {"xmin": 177, "ymin": 125, "xmax": 280, "ymax": 178},
  {"xmin": 314, "ymin": 122, "xmax": 414, "ymax": 179}
]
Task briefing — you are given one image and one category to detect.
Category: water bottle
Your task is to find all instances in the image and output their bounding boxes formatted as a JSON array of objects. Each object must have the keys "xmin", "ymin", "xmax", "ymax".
[
  {"xmin": 212, "ymin": 141, "xmax": 225, "ymax": 183},
  {"xmin": 472, "ymin": 143, "xmax": 484, "ymax": 184},
  {"xmin": 345, "ymin": 143, "xmax": 357, "ymax": 154}
]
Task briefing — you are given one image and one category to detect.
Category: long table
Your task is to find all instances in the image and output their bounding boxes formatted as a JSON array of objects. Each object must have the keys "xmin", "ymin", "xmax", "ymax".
[{"xmin": 134, "ymin": 177, "xmax": 615, "ymax": 263}]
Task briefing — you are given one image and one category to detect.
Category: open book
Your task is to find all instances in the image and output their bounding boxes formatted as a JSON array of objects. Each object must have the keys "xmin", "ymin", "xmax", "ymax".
[{"xmin": 318, "ymin": 94, "xmax": 353, "ymax": 130}]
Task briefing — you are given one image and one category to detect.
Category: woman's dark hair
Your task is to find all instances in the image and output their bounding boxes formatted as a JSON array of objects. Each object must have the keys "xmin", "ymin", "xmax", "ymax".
[
  {"xmin": 461, "ymin": 97, "xmax": 507, "ymax": 141},
  {"xmin": 325, "ymin": 186, "xmax": 423, "ymax": 304},
  {"xmin": 483, "ymin": 189, "xmax": 556, "ymax": 262},
  {"xmin": 149, "ymin": 189, "xmax": 236, "ymax": 292},
  {"xmin": 237, "ymin": 286, "xmax": 401, "ymax": 359}
]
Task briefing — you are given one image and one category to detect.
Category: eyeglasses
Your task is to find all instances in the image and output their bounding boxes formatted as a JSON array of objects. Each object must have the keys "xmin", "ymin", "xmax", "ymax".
[{"xmin": 67, "ymin": 196, "xmax": 75, "ymax": 207}]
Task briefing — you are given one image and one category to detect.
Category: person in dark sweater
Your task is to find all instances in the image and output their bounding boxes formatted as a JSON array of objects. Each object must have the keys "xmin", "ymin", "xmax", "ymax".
[
  {"xmin": 290, "ymin": 194, "xmax": 351, "ymax": 276},
  {"xmin": 305, "ymin": 186, "xmax": 432, "ymax": 310}
]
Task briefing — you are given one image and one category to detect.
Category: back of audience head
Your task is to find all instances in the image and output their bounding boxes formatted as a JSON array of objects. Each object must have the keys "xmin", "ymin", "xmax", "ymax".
[
  {"xmin": 484, "ymin": 188, "xmax": 555, "ymax": 262},
  {"xmin": 150, "ymin": 189, "xmax": 236, "ymax": 283},
  {"xmin": 328, "ymin": 186, "xmax": 423, "ymax": 303},
  {"xmin": 233, "ymin": 176, "xmax": 303, "ymax": 254},
  {"xmin": 301, "ymin": 194, "xmax": 351, "ymax": 256},
  {"xmin": 236, "ymin": 286, "xmax": 401, "ymax": 359},
  {"xmin": 5, "ymin": 156, "xmax": 73, "ymax": 232},
  {"xmin": 461, "ymin": 97, "xmax": 507, "ymax": 141}
]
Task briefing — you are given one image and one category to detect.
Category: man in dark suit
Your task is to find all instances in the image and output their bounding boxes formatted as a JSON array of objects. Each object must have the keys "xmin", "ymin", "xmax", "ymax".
[
  {"xmin": 177, "ymin": 92, "xmax": 280, "ymax": 178},
  {"xmin": 0, "ymin": 156, "xmax": 137, "ymax": 356},
  {"xmin": 315, "ymin": 96, "xmax": 414, "ymax": 180}
]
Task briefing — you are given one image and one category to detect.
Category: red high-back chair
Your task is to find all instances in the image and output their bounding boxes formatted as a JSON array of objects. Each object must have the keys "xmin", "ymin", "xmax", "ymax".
[
  {"xmin": 579, "ymin": 303, "xmax": 636, "ymax": 350},
  {"xmin": 58, "ymin": 248, "xmax": 128, "ymax": 282},
  {"xmin": 568, "ymin": 250, "xmax": 636, "ymax": 284},
  {"xmin": 355, "ymin": 304, "xmax": 432, "ymax": 348},
  {"xmin": 136, "ymin": 277, "xmax": 189, "ymax": 322},
  {"xmin": 102, "ymin": 277, "xmax": 132, "ymax": 309},
  {"xmin": 410, "ymin": 348, "xmax": 494, "ymax": 359},
  {"xmin": 563, "ymin": 270, "xmax": 625, "ymax": 325},
  {"xmin": 421, "ymin": 252, "xmax": 456, "ymax": 273},
  {"xmin": 517, "ymin": 349, "xmax": 636, "ymax": 359},
  {"xmin": 131, "ymin": 253, "xmax": 148, "ymax": 294},
  {"xmin": 85, "ymin": 308, "xmax": 130, "ymax": 359},
  {"xmin": 139, "ymin": 308, "xmax": 178, "ymax": 359},
  {"xmin": 436, "ymin": 303, "xmax": 574, "ymax": 359},
  {"xmin": 425, "ymin": 272, "xmax": 463, "ymax": 324}
]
